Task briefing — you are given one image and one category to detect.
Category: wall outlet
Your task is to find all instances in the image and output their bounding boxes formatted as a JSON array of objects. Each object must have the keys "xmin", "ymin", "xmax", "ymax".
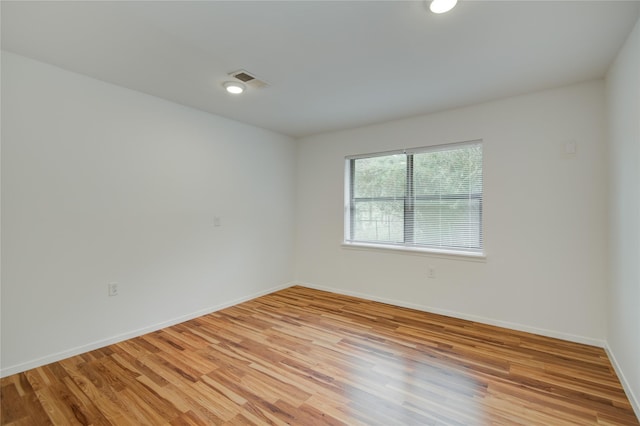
[
  {"xmin": 428, "ymin": 266, "xmax": 436, "ymax": 279},
  {"xmin": 214, "ymin": 216, "xmax": 221, "ymax": 227},
  {"xmin": 565, "ymin": 140, "xmax": 577, "ymax": 155},
  {"xmin": 108, "ymin": 282, "xmax": 118, "ymax": 297}
]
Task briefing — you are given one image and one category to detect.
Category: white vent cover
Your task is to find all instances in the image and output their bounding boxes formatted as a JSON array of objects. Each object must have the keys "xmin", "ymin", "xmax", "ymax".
[{"xmin": 228, "ymin": 69, "xmax": 269, "ymax": 89}]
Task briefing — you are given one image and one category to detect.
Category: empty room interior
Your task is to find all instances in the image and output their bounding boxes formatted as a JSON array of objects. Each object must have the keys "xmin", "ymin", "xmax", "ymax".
[{"xmin": 1, "ymin": 1, "xmax": 639, "ymax": 425}]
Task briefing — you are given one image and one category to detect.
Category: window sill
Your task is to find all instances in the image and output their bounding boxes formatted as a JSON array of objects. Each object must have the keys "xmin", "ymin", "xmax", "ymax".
[{"xmin": 341, "ymin": 242, "xmax": 486, "ymax": 262}]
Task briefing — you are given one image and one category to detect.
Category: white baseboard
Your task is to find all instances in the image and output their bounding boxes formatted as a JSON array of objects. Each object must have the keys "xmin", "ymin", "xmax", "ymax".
[
  {"xmin": 0, "ymin": 282, "xmax": 295, "ymax": 378},
  {"xmin": 605, "ymin": 343, "xmax": 640, "ymax": 421},
  {"xmin": 297, "ymin": 281, "xmax": 606, "ymax": 348}
]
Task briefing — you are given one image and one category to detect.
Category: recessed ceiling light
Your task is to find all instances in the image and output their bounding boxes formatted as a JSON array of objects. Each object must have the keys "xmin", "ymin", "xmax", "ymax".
[
  {"xmin": 430, "ymin": 0, "xmax": 458, "ymax": 14},
  {"xmin": 223, "ymin": 81, "xmax": 246, "ymax": 95}
]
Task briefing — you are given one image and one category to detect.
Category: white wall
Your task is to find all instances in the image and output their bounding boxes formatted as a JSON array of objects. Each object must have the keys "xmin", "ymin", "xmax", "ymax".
[
  {"xmin": 0, "ymin": 52, "xmax": 296, "ymax": 376},
  {"xmin": 296, "ymin": 81, "xmax": 608, "ymax": 345},
  {"xmin": 606, "ymin": 16, "xmax": 640, "ymax": 416}
]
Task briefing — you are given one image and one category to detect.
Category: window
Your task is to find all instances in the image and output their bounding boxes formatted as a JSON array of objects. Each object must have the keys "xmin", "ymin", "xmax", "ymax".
[{"xmin": 344, "ymin": 141, "xmax": 483, "ymax": 256}]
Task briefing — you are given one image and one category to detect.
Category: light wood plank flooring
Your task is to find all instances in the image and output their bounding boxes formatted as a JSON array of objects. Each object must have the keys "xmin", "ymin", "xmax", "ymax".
[{"xmin": 1, "ymin": 286, "xmax": 638, "ymax": 425}]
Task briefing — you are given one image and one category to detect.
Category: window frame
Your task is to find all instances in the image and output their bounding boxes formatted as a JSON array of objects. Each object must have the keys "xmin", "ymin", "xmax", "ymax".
[{"xmin": 344, "ymin": 140, "xmax": 484, "ymax": 258}]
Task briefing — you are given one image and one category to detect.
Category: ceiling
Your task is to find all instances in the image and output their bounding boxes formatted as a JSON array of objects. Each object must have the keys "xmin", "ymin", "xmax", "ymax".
[{"xmin": 2, "ymin": 1, "xmax": 639, "ymax": 138}]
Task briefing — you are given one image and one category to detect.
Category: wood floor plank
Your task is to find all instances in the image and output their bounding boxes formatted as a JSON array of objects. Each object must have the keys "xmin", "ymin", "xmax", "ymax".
[
  {"xmin": 0, "ymin": 384, "xmax": 27, "ymax": 424},
  {"xmin": 2, "ymin": 286, "xmax": 638, "ymax": 425}
]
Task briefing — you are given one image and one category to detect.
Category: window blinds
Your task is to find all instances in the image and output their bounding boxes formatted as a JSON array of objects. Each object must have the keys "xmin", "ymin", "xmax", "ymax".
[{"xmin": 346, "ymin": 141, "xmax": 483, "ymax": 254}]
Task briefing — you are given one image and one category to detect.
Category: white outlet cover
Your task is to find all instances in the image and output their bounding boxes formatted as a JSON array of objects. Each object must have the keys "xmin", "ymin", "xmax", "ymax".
[
  {"xmin": 565, "ymin": 141, "xmax": 577, "ymax": 154},
  {"xmin": 108, "ymin": 282, "xmax": 118, "ymax": 296}
]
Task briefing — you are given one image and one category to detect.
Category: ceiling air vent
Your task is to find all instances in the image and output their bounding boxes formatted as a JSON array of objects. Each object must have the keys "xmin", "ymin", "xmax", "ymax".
[{"xmin": 228, "ymin": 69, "xmax": 269, "ymax": 89}]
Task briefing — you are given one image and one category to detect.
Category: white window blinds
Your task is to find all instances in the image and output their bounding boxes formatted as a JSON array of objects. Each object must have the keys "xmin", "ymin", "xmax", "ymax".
[{"xmin": 345, "ymin": 141, "xmax": 483, "ymax": 254}]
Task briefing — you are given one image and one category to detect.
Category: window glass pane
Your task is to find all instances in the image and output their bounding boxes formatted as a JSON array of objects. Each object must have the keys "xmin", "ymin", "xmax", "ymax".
[
  {"xmin": 353, "ymin": 154, "xmax": 406, "ymax": 198},
  {"xmin": 413, "ymin": 145, "xmax": 482, "ymax": 197},
  {"xmin": 353, "ymin": 200, "xmax": 404, "ymax": 243},
  {"xmin": 411, "ymin": 144, "xmax": 482, "ymax": 250}
]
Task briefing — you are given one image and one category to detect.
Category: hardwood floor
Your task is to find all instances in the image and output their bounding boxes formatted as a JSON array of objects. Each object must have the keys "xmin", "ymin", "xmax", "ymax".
[{"xmin": 1, "ymin": 286, "xmax": 638, "ymax": 425}]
